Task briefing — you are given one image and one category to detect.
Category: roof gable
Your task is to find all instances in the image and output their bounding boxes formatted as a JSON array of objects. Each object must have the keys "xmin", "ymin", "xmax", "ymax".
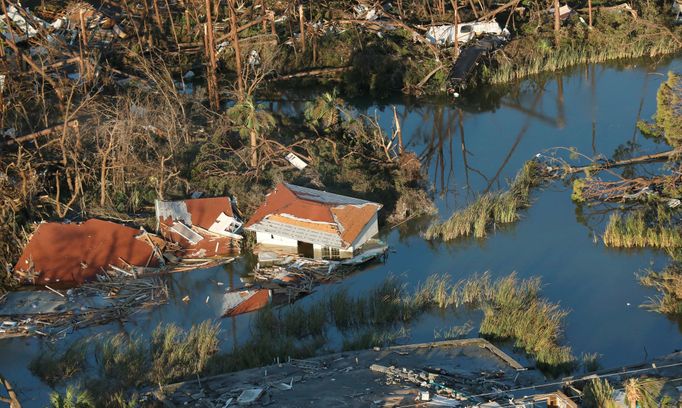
[{"xmin": 246, "ymin": 183, "xmax": 381, "ymax": 248}]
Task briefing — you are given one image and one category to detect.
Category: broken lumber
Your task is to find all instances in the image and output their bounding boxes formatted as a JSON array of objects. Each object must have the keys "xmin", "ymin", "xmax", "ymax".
[
  {"xmin": 270, "ymin": 67, "xmax": 351, "ymax": 81},
  {"xmin": 476, "ymin": 0, "xmax": 521, "ymax": 22},
  {"xmin": 3, "ymin": 120, "xmax": 80, "ymax": 146}
]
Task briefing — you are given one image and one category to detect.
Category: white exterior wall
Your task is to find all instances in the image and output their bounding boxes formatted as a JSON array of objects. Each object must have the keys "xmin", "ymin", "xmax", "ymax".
[
  {"xmin": 255, "ymin": 231, "xmax": 298, "ymax": 247},
  {"xmin": 312, "ymin": 244, "xmax": 355, "ymax": 260},
  {"xmin": 351, "ymin": 213, "xmax": 379, "ymax": 249}
]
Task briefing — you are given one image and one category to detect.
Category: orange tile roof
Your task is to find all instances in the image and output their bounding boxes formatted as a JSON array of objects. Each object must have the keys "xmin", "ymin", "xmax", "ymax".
[
  {"xmin": 246, "ymin": 183, "xmax": 381, "ymax": 248},
  {"xmin": 332, "ymin": 204, "xmax": 378, "ymax": 246},
  {"xmin": 14, "ymin": 219, "xmax": 159, "ymax": 286},
  {"xmin": 182, "ymin": 197, "xmax": 234, "ymax": 229}
]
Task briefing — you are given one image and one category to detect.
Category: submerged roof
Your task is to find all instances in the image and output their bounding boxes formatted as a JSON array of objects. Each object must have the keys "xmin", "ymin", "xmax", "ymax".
[
  {"xmin": 245, "ymin": 183, "xmax": 381, "ymax": 249},
  {"xmin": 14, "ymin": 219, "xmax": 159, "ymax": 286}
]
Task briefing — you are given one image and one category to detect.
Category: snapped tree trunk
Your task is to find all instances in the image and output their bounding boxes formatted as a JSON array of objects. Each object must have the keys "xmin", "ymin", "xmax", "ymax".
[
  {"xmin": 229, "ymin": 0, "xmax": 244, "ymax": 100},
  {"xmin": 0, "ymin": 374, "xmax": 21, "ymax": 408},
  {"xmin": 204, "ymin": 0, "xmax": 220, "ymax": 110},
  {"xmin": 553, "ymin": 0, "xmax": 561, "ymax": 46},
  {"xmin": 250, "ymin": 130, "xmax": 258, "ymax": 168},
  {"xmin": 298, "ymin": 3, "xmax": 306, "ymax": 54}
]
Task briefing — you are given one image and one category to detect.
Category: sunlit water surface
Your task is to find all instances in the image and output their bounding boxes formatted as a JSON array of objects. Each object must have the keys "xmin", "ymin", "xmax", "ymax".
[{"xmin": 3, "ymin": 57, "xmax": 682, "ymax": 407}]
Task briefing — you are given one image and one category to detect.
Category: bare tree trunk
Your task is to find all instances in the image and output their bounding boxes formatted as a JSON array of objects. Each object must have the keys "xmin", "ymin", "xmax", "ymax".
[
  {"xmin": 152, "ymin": 0, "xmax": 164, "ymax": 32},
  {"xmin": 451, "ymin": 0, "xmax": 459, "ymax": 56},
  {"xmin": 0, "ymin": 374, "xmax": 21, "ymax": 408},
  {"xmin": 204, "ymin": 0, "xmax": 220, "ymax": 110},
  {"xmin": 298, "ymin": 3, "xmax": 306, "ymax": 54},
  {"xmin": 250, "ymin": 129, "xmax": 258, "ymax": 168},
  {"xmin": 553, "ymin": 0, "xmax": 561, "ymax": 46},
  {"xmin": 468, "ymin": 0, "xmax": 479, "ymax": 19},
  {"xmin": 393, "ymin": 106, "xmax": 403, "ymax": 155},
  {"xmin": 588, "ymin": 0, "xmax": 592, "ymax": 27},
  {"xmin": 229, "ymin": 0, "xmax": 245, "ymax": 100}
]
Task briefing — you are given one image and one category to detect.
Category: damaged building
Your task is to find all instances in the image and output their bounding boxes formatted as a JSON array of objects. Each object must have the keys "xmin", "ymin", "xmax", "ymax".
[
  {"xmin": 13, "ymin": 219, "xmax": 161, "ymax": 286},
  {"xmin": 155, "ymin": 196, "xmax": 242, "ymax": 258},
  {"xmin": 245, "ymin": 183, "xmax": 382, "ymax": 260}
]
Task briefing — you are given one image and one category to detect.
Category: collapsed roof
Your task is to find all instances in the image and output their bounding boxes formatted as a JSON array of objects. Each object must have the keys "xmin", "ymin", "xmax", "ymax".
[
  {"xmin": 245, "ymin": 183, "xmax": 382, "ymax": 249},
  {"xmin": 13, "ymin": 219, "xmax": 160, "ymax": 286},
  {"xmin": 155, "ymin": 196, "xmax": 242, "ymax": 258}
]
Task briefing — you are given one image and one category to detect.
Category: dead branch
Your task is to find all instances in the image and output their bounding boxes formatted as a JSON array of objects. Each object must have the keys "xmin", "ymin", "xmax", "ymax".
[
  {"xmin": 3, "ymin": 120, "xmax": 80, "ymax": 147},
  {"xmin": 564, "ymin": 148, "xmax": 682, "ymax": 175}
]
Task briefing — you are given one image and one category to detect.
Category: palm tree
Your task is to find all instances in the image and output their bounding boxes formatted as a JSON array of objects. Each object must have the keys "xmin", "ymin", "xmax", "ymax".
[
  {"xmin": 304, "ymin": 90, "xmax": 347, "ymax": 131},
  {"xmin": 624, "ymin": 377, "xmax": 664, "ymax": 408},
  {"xmin": 226, "ymin": 98, "xmax": 276, "ymax": 168},
  {"xmin": 582, "ymin": 378, "xmax": 616, "ymax": 408},
  {"xmin": 49, "ymin": 386, "xmax": 95, "ymax": 408}
]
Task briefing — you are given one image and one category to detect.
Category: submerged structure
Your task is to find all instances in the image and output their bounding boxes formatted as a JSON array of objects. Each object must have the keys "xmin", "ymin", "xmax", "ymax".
[
  {"xmin": 245, "ymin": 183, "xmax": 382, "ymax": 260},
  {"xmin": 13, "ymin": 219, "xmax": 161, "ymax": 286},
  {"xmin": 155, "ymin": 196, "xmax": 242, "ymax": 258}
]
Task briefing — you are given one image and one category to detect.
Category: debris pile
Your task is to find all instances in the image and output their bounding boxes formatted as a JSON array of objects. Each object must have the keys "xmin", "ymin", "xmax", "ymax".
[
  {"xmin": 0, "ymin": 276, "xmax": 167, "ymax": 339},
  {"xmin": 143, "ymin": 338, "xmax": 548, "ymax": 407}
]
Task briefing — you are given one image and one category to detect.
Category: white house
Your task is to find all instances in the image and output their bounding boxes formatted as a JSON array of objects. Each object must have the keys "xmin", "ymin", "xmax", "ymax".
[{"xmin": 245, "ymin": 183, "xmax": 382, "ymax": 260}]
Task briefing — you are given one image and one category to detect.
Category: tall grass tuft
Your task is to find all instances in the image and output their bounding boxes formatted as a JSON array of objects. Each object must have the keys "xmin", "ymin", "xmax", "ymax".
[
  {"xmin": 426, "ymin": 161, "xmax": 541, "ymax": 241},
  {"xmin": 488, "ymin": 14, "xmax": 681, "ymax": 85},
  {"xmin": 603, "ymin": 211, "xmax": 682, "ymax": 249},
  {"xmin": 639, "ymin": 263, "xmax": 682, "ymax": 315},
  {"xmin": 150, "ymin": 321, "xmax": 221, "ymax": 385},
  {"xmin": 94, "ymin": 334, "xmax": 148, "ymax": 388},
  {"xmin": 478, "ymin": 274, "xmax": 574, "ymax": 370},
  {"xmin": 30, "ymin": 340, "xmax": 88, "ymax": 387}
]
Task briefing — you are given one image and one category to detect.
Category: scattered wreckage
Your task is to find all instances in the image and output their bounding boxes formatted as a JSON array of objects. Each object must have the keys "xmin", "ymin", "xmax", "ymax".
[
  {"xmin": 144, "ymin": 338, "xmax": 682, "ymax": 407},
  {"xmin": 1, "ymin": 195, "xmax": 241, "ymax": 339},
  {"xmin": 141, "ymin": 338, "xmax": 548, "ymax": 407},
  {"xmin": 2, "ymin": 185, "xmax": 392, "ymax": 336},
  {"xmin": 426, "ymin": 21, "xmax": 508, "ymax": 46}
]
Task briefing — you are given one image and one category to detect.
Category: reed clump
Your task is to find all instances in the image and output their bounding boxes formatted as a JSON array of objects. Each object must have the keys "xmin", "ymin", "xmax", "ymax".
[
  {"xmin": 149, "ymin": 321, "xmax": 221, "ymax": 384},
  {"xmin": 638, "ymin": 72, "xmax": 682, "ymax": 148},
  {"xmin": 488, "ymin": 12, "xmax": 681, "ymax": 85},
  {"xmin": 478, "ymin": 274, "xmax": 574, "ymax": 370},
  {"xmin": 639, "ymin": 263, "xmax": 682, "ymax": 315},
  {"xmin": 34, "ymin": 321, "xmax": 222, "ymax": 406},
  {"xmin": 603, "ymin": 211, "xmax": 682, "ymax": 249},
  {"xmin": 409, "ymin": 272, "xmax": 574, "ymax": 371},
  {"xmin": 30, "ymin": 340, "xmax": 88, "ymax": 387},
  {"xmin": 425, "ymin": 161, "xmax": 541, "ymax": 241}
]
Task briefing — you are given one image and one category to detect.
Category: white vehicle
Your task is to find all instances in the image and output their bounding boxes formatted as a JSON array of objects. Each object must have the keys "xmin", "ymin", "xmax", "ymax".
[{"xmin": 426, "ymin": 20, "xmax": 506, "ymax": 46}]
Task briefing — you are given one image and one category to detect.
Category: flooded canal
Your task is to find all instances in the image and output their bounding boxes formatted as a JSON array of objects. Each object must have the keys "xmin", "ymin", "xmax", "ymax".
[{"xmin": 3, "ymin": 56, "xmax": 682, "ymax": 406}]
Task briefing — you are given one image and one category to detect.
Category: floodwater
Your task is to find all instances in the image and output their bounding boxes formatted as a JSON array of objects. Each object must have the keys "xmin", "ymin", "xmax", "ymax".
[{"xmin": 3, "ymin": 57, "xmax": 682, "ymax": 406}]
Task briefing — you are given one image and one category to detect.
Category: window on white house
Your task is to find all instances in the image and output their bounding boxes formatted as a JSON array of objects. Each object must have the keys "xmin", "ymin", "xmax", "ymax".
[{"xmin": 321, "ymin": 246, "xmax": 340, "ymax": 260}]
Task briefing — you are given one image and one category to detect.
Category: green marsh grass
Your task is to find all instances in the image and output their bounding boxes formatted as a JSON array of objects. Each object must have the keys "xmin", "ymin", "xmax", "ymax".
[
  {"xmin": 425, "ymin": 161, "xmax": 541, "ymax": 241},
  {"xmin": 149, "ymin": 321, "xmax": 221, "ymax": 384},
  {"xmin": 488, "ymin": 14, "xmax": 681, "ymax": 85},
  {"xmin": 639, "ymin": 263, "xmax": 682, "ymax": 315},
  {"xmin": 39, "ymin": 273, "xmax": 575, "ymax": 398},
  {"xmin": 603, "ymin": 211, "xmax": 682, "ymax": 249},
  {"xmin": 30, "ymin": 340, "xmax": 87, "ymax": 387}
]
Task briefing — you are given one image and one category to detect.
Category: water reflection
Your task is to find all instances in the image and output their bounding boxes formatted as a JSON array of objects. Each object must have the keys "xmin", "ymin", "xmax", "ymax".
[{"xmin": 3, "ymin": 57, "xmax": 682, "ymax": 407}]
